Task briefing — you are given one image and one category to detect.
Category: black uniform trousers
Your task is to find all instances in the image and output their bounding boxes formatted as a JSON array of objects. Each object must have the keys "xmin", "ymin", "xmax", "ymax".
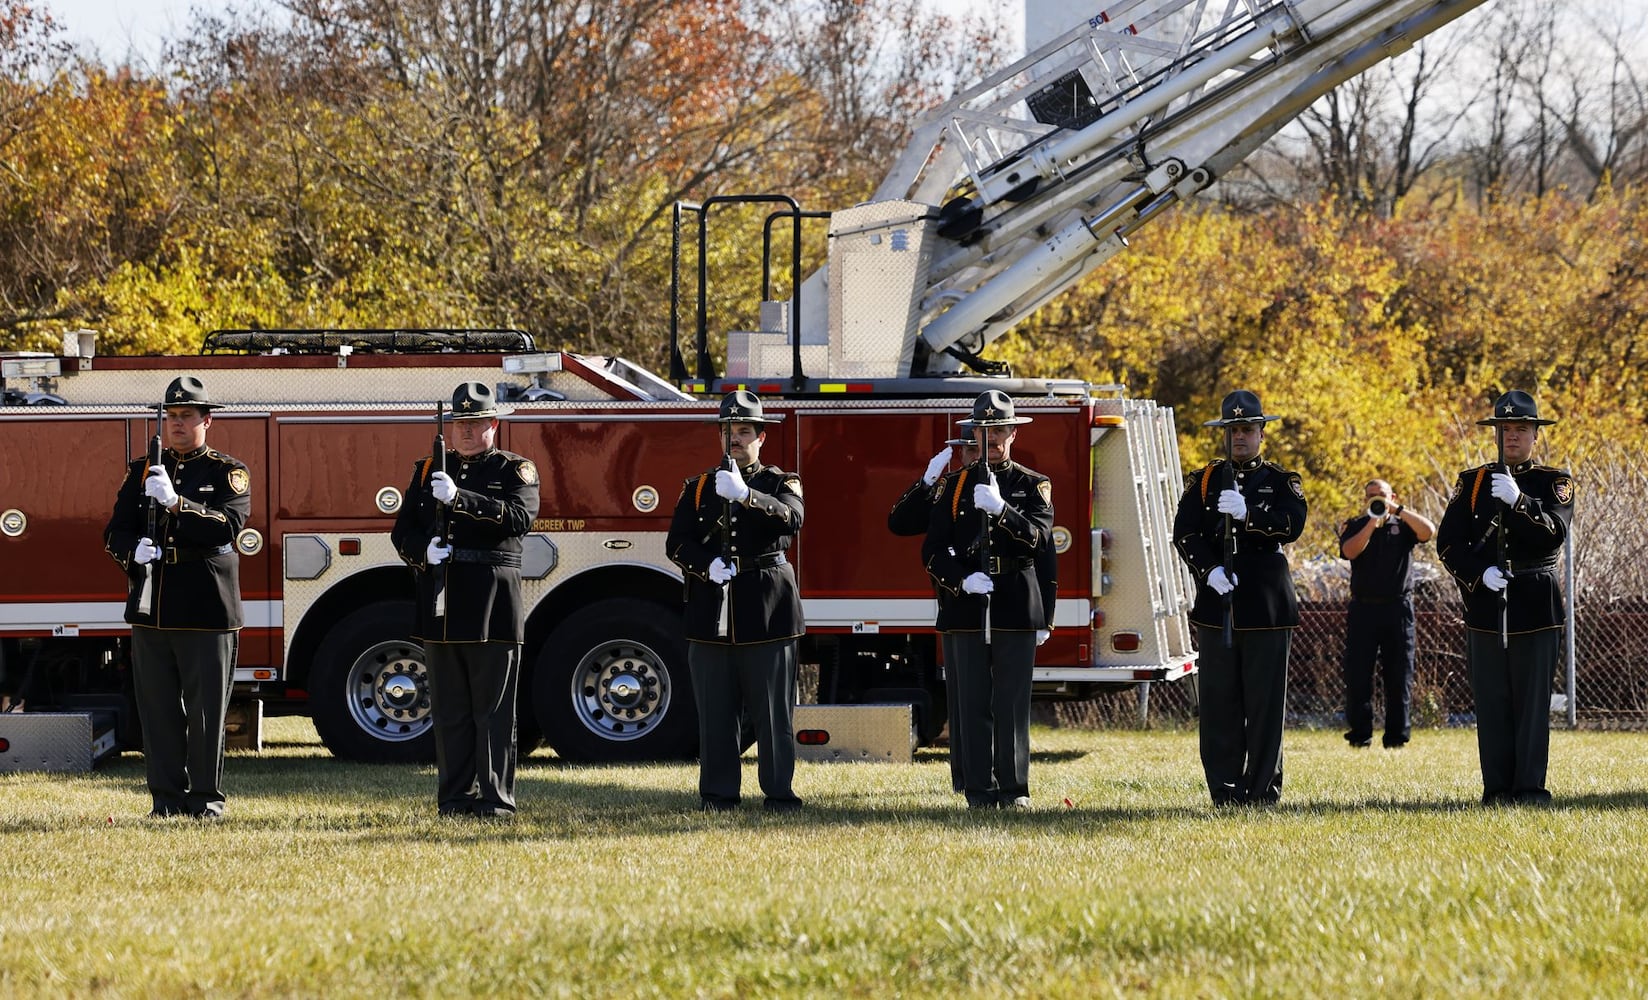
[
  {"xmin": 943, "ymin": 630, "xmax": 1035, "ymax": 806},
  {"xmin": 426, "ymin": 640, "xmax": 521, "ymax": 817},
  {"xmin": 1343, "ymin": 599, "xmax": 1416, "ymax": 746},
  {"xmin": 1195, "ymin": 625, "xmax": 1289, "ymax": 805},
  {"xmin": 130, "ymin": 626, "xmax": 237, "ymax": 817},
  {"xmin": 1467, "ymin": 628, "xmax": 1559, "ymax": 804},
  {"xmin": 689, "ymin": 638, "xmax": 800, "ymax": 808}
]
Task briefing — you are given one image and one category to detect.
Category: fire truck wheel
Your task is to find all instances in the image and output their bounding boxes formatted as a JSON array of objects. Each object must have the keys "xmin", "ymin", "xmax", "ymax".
[
  {"xmin": 310, "ymin": 601, "xmax": 437, "ymax": 764},
  {"xmin": 533, "ymin": 598, "xmax": 698, "ymax": 763}
]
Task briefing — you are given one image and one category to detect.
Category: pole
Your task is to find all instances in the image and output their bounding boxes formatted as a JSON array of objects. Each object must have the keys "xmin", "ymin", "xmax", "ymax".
[
  {"xmin": 1495, "ymin": 427, "xmax": 1509, "ymax": 650},
  {"xmin": 716, "ymin": 427, "xmax": 733, "ymax": 638},
  {"xmin": 136, "ymin": 398, "xmax": 164, "ymax": 616},
  {"xmin": 976, "ymin": 427, "xmax": 993, "ymax": 646},
  {"xmin": 1221, "ymin": 426, "xmax": 1235, "ymax": 650},
  {"xmin": 432, "ymin": 401, "xmax": 448, "ymax": 619}
]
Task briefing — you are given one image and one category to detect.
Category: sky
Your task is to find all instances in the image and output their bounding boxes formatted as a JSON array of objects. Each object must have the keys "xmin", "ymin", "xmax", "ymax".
[
  {"xmin": 41, "ymin": 0, "xmax": 227, "ymax": 64},
  {"xmin": 42, "ymin": 0, "xmax": 1033, "ymax": 65}
]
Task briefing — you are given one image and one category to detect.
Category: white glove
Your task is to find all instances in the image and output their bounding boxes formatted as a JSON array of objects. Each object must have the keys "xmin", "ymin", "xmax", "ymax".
[
  {"xmin": 1216, "ymin": 488, "xmax": 1247, "ymax": 520},
  {"xmin": 430, "ymin": 471, "xmax": 457, "ymax": 504},
  {"xmin": 1036, "ymin": 629, "xmax": 1051, "ymax": 646},
  {"xmin": 708, "ymin": 557, "xmax": 735, "ymax": 584},
  {"xmin": 962, "ymin": 571, "xmax": 994, "ymax": 595},
  {"xmin": 133, "ymin": 537, "xmax": 161, "ymax": 565},
  {"xmin": 144, "ymin": 466, "xmax": 179, "ymax": 508},
  {"xmin": 425, "ymin": 537, "xmax": 451, "ymax": 565},
  {"xmin": 1208, "ymin": 566, "xmax": 1238, "ymax": 595},
  {"xmin": 922, "ymin": 449, "xmax": 951, "ymax": 486},
  {"xmin": 1490, "ymin": 472, "xmax": 1521, "ymax": 506},
  {"xmin": 1482, "ymin": 565, "xmax": 1509, "ymax": 592},
  {"xmin": 974, "ymin": 475, "xmax": 1006, "ymax": 515},
  {"xmin": 715, "ymin": 467, "xmax": 750, "ymax": 503}
]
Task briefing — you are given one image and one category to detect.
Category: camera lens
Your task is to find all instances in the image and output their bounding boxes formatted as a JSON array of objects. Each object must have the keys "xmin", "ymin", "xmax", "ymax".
[{"xmin": 1369, "ymin": 498, "xmax": 1388, "ymax": 517}]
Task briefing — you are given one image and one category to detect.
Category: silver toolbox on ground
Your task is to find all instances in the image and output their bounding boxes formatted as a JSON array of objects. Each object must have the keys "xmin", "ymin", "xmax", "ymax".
[
  {"xmin": 792, "ymin": 704, "xmax": 913, "ymax": 763},
  {"xmin": 0, "ymin": 712, "xmax": 119, "ymax": 773}
]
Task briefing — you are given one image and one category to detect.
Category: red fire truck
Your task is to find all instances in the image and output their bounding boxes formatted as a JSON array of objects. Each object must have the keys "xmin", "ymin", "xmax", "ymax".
[{"xmin": 0, "ymin": 0, "xmax": 1488, "ymax": 765}]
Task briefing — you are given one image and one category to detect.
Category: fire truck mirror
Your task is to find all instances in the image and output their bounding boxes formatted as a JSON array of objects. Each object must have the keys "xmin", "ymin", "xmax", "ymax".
[
  {"xmin": 375, "ymin": 487, "xmax": 402, "ymax": 514},
  {"xmin": 1, "ymin": 509, "xmax": 23, "ymax": 537}
]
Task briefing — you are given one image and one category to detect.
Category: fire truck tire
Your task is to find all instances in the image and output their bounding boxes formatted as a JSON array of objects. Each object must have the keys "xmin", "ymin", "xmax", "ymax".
[
  {"xmin": 532, "ymin": 598, "xmax": 698, "ymax": 763},
  {"xmin": 309, "ymin": 601, "xmax": 437, "ymax": 764}
]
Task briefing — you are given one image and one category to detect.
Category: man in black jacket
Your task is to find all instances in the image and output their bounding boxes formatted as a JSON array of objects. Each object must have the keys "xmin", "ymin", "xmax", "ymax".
[
  {"xmin": 104, "ymin": 376, "xmax": 251, "ymax": 819},
  {"xmin": 666, "ymin": 391, "xmax": 806, "ymax": 811},
  {"xmin": 392, "ymin": 381, "xmax": 539, "ymax": 818},
  {"xmin": 1173, "ymin": 390, "xmax": 1307, "ymax": 806},
  {"xmin": 1436, "ymin": 390, "xmax": 1572, "ymax": 805},
  {"xmin": 922, "ymin": 391, "xmax": 1054, "ymax": 809}
]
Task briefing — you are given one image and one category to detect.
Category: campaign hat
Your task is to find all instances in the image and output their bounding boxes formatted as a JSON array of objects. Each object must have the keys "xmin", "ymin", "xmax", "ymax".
[
  {"xmin": 712, "ymin": 389, "xmax": 782, "ymax": 424},
  {"xmin": 163, "ymin": 376, "xmax": 226, "ymax": 410},
  {"xmin": 1202, "ymin": 389, "xmax": 1280, "ymax": 427},
  {"xmin": 1476, "ymin": 389, "xmax": 1556, "ymax": 426},
  {"xmin": 956, "ymin": 389, "xmax": 1032, "ymax": 428},
  {"xmin": 449, "ymin": 381, "xmax": 512, "ymax": 420}
]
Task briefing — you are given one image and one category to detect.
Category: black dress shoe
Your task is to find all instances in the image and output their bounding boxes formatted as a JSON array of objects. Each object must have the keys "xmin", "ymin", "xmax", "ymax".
[
  {"xmin": 1345, "ymin": 732, "xmax": 1372, "ymax": 748},
  {"xmin": 1382, "ymin": 735, "xmax": 1409, "ymax": 748}
]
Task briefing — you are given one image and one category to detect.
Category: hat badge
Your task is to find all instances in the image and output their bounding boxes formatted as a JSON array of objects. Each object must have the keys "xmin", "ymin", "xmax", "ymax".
[{"xmin": 1232, "ymin": 406, "xmax": 1246, "ymax": 417}]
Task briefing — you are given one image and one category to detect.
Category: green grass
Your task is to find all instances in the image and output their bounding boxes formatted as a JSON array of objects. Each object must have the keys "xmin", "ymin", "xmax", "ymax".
[{"xmin": 4, "ymin": 721, "xmax": 1648, "ymax": 998}]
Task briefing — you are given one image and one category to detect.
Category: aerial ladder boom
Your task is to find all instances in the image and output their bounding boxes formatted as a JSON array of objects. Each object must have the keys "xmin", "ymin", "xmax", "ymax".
[{"xmin": 743, "ymin": 0, "xmax": 1492, "ymax": 384}]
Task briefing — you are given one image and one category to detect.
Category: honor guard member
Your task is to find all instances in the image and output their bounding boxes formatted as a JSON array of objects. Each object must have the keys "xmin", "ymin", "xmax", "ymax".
[
  {"xmin": 391, "ymin": 382, "xmax": 539, "ymax": 818},
  {"xmin": 103, "ymin": 376, "xmax": 250, "ymax": 819},
  {"xmin": 666, "ymin": 390, "xmax": 806, "ymax": 812},
  {"xmin": 1172, "ymin": 390, "xmax": 1306, "ymax": 806},
  {"xmin": 922, "ymin": 391, "xmax": 1054, "ymax": 809},
  {"xmin": 1436, "ymin": 390, "xmax": 1572, "ymax": 805},
  {"xmin": 889, "ymin": 435, "xmax": 978, "ymax": 793}
]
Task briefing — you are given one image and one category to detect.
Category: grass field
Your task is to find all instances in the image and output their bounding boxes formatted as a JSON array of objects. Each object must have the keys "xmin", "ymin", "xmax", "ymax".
[{"xmin": 4, "ymin": 720, "xmax": 1648, "ymax": 998}]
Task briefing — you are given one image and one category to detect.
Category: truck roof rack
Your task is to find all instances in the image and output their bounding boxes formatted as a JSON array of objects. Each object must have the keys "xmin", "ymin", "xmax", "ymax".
[{"xmin": 201, "ymin": 328, "xmax": 536, "ymax": 355}]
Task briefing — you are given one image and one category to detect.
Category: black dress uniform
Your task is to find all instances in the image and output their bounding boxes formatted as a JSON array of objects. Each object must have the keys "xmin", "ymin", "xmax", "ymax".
[
  {"xmin": 391, "ymin": 382, "xmax": 539, "ymax": 818},
  {"xmin": 922, "ymin": 392, "xmax": 1053, "ymax": 808},
  {"xmin": 665, "ymin": 391, "xmax": 805, "ymax": 811},
  {"xmin": 889, "ymin": 438, "xmax": 971, "ymax": 792},
  {"xmin": 103, "ymin": 376, "xmax": 249, "ymax": 819},
  {"xmin": 1172, "ymin": 390, "xmax": 1306, "ymax": 806},
  {"xmin": 1436, "ymin": 390, "xmax": 1572, "ymax": 805}
]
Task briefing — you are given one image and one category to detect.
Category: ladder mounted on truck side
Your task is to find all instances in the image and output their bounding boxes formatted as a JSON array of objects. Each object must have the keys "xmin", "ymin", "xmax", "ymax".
[{"xmin": 676, "ymin": 0, "xmax": 1492, "ymax": 389}]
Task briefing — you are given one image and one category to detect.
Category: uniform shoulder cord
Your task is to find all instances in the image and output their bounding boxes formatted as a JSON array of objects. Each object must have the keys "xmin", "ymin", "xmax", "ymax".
[
  {"xmin": 1470, "ymin": 467, "xmax": 1486, "ymax": 509},
  {"xmin": 694, "ymin": 473, "xmax": 709, "ymax": 507}
]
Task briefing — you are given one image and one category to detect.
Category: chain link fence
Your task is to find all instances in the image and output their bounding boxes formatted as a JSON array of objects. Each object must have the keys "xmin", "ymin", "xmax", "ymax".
[{"xmin": 1041, "ymin": 548, "xmax": 1648, "ymax": 733}]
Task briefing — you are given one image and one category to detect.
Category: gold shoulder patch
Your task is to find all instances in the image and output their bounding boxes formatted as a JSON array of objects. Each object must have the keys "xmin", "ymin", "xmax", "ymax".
[
  {"xmin": 227, "ymin": 468, "xmax": 249, "ymax": 495},
  {"xmin": 1288, "ymin": 474, "xmax": 1304, "ymax": 500},
  {"xmin": 1552, "ymin": 477, "xmax": 1574, "ymax": 505},
  {"xmin": 783, "ymin": 475, "xmax": 802, "ymax": 498},
  {"xmin": 517, "ymin": 460, "xmax": 538, "ymax": 485},
  {"xmin": 1037, "ymin": 480, "xmax": 1052, "ymax": 505}
]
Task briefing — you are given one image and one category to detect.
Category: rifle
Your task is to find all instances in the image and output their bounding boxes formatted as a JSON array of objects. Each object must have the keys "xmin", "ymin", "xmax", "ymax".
[
  {"xmin": 716, "ymin": 428, "xmax": 733, "ymax": 638},
  {"xmin": 1221, "ymin": 427, "xmax": 1236, "ymax": 650},
  {"xmin": 432, "ymin": 401, "xmax": 448, "ymax": 619},
  {"xmin": 976, "ymin": 430, "xmax": 994, "ymax": 646},
  {"xmin": 135, "ymin": 398, "xmax": 164, "ymax": 616},
  {"xmin": 1495, "ymin": 427, "xmax": 1510, "ymax": 649}
]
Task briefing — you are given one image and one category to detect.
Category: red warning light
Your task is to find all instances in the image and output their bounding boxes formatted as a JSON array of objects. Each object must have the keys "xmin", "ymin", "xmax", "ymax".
[
  {"xmin": 796, "ymin": 730, "xmax": 830, "ymax": 746},
  {"xmin": 1111, "ymin": 631, "xmax": 1142, "ymax": 652},
  {"xmin": 0, "ymin": 737, "xmax": 9, "ymax": 752}
]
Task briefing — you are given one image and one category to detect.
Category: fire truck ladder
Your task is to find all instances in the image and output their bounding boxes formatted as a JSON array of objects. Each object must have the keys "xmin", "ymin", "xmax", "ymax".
[{"xmin": 814, "ymin": 0, "xmax": 1492, "ymax": 379}]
